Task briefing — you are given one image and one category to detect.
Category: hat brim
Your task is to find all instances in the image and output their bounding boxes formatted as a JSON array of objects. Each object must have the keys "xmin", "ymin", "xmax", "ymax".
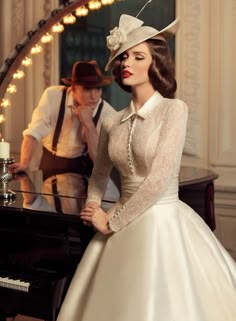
[
  {"xmin": 105, "ymin": 17, "xmax": 180, "ymax": 71},
  {"xmin": 61, "ymin": 76, "xmax": 113, "ymax": 87}
]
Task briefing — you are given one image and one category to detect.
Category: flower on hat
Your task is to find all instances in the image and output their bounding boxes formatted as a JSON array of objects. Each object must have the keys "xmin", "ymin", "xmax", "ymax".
[
  {"xmin": 107, "ymin": 26, "xmax": 127, "ymax": 51},
  {"xmin": 106, "ymin": 14, "xmax": 144, "ymax": 52}
]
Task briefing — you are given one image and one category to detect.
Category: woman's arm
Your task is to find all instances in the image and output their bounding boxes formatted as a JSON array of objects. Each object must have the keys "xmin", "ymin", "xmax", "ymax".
[
  {"xmin": 85, "ymin": 118, "xmax": 114, "ymax": 205},
  {"xmin": 109, "ymin": 100, "xmax": 188, "ymax": 232},
  {"xmin": 80, "ymin": 118, "xmax": 114, "ymax": 234}
]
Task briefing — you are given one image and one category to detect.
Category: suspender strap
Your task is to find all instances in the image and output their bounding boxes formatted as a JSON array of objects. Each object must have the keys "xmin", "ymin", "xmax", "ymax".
[
  {"xmin": 52, "ymin": 87, "xmax": 67, "ymax": 154},
  {"xmin": 52, "ymin": 89, "xmax": 103, "ymax": 155},
  {"xmin": 52, "ymin": 177, "xmax": 63, "ymax": 213},
  {"xmin": 93, "ymin": 99, "xmax": 104, "ymax": 127},
  {"xmin": 82, "ymin": 100, "xmax": 104, "ymax": 155}
]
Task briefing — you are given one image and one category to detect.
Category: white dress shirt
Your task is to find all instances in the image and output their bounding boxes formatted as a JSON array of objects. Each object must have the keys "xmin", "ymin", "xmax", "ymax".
[{"xmin": 23, "ymin": 85, "xmax": 115, "ymax": 158}]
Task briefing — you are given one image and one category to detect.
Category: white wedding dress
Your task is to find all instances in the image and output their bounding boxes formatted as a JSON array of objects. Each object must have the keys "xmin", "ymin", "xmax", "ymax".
[{"xmin": 57, "ymin": 92, "xmax": 236, "ymax": 321}]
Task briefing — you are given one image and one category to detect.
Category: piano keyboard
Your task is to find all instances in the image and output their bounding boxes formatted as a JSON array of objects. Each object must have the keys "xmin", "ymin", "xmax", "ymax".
[{"xmin": 0, "ymin": 276, "xmax": 30, "ymax": 292}]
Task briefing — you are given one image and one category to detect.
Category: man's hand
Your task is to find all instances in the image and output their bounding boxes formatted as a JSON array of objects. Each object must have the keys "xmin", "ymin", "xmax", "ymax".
[
  {"xmin": 9, "ymin": 162, "xmax": 28, "ymax": 174},
  {"xmin": 73, "ymin": 105, "xmax": 98, "ymax": 161},
  {"xmin": 73, "ymin": 104, "xmax": 94, "ymax": 128},
  {"xmin": 9, "ymin": 135, "xmax": 38, "ymax": 174}
]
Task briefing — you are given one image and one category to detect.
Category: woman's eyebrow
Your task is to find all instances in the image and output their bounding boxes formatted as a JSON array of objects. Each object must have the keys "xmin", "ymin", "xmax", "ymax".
[{"xmin": 131, "ymin": 51, "xmax": 148, "ymax": 55}]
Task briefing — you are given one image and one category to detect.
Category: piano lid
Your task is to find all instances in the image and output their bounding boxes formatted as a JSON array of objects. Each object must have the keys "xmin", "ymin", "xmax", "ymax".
[
  {"xmin": 1, "ymin": 166, "xmax": 218, "ymax": 216},
  {"xmin": 2, "ymin": 170, "xmax": 119, "ymax": 216}
]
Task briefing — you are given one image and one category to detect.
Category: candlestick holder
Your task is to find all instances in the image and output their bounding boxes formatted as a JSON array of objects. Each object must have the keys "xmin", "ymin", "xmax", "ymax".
[{"xmin": 0, "ymin": 157, "xmax": 16, "ymax": 199}]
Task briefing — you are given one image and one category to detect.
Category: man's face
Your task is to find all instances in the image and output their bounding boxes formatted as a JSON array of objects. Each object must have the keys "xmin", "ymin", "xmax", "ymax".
[{"xmin": 72, "ymin": 85, "xmax": 102, "ymax": 109}]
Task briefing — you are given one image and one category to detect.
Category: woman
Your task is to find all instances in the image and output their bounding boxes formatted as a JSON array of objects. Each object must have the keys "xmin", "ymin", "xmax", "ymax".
[{"xmin": 57, "ymin": 14, "xmax": 236, "ymax": 321}]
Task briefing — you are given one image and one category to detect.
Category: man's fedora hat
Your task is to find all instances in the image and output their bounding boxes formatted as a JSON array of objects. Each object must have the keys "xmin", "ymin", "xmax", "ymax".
[
  {"xmin": 62, "ymin": 60, "xmax": 113, "ymax": 87},
  {"xmin": 105, "ymin": 14, "xmax": 180, "ymax": 71}
]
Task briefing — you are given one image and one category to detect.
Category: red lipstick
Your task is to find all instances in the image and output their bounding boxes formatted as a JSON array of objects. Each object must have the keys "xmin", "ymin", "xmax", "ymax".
[{"xmin": 122, "ymin": 70, "xmax": 133, "ymax": 78}]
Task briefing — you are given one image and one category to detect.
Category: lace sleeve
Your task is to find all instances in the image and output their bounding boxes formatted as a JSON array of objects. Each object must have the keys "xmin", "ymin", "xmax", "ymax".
[
  {"xmin": 109, "ymin": 100, "xmax": 188, "ymax": 232},
  {"xmin": 86, "ymin": 118, "xmax": 114, "ymax": 205}
]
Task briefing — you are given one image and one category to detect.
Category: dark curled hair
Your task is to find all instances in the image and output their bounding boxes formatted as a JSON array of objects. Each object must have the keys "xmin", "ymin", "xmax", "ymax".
[{"xmin": 112, "ymin": 39, "xmax": 177, "ymax": 98}]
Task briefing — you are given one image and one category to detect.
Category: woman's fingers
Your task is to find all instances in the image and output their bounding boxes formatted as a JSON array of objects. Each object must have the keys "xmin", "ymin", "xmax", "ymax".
[
  {"xmin": 80, "ymin": 206, "xmax": 94, "ymax": 215},
  {"xmin": 80, "ymin": 206, "xmax": 95, "ymax": 224},
  {"xmin": 80, "ymin": 207, "xmax": 111, "ymax": 234}
]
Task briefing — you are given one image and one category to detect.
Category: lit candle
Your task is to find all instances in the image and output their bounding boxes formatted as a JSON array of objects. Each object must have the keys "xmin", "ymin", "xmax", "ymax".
[{"xmin": 0, "ymin": 138, "xmax": 10, "ymax": 159}]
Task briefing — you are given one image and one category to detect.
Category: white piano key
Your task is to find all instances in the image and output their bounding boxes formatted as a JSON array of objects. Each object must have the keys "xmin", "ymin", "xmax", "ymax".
[{"xmin": 0, "ymin": 276, "xmax": 30, "ymax": 292}]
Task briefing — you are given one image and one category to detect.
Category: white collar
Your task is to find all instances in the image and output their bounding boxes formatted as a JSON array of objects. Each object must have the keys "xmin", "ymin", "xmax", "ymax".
[{"xmin": 121, "ymin": 91, "xmax": 163, "ymax": 122}]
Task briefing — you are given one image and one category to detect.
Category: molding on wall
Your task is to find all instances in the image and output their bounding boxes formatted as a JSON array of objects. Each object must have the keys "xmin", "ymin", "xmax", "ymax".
[
  {"xmin": 43, "ymin": 0, "xmax": 54, "ymax": 87},
  {"xmin": 2, "ymin": 0, "xmax": 26, "ymax": 143},
  {"xmin": 208, "ymin": 0, "xmax": 236, "ymax": 259},
  {"xmin": 209, "ymin": 0, "xmax": 236, "ymax": 168},
  {"xmin": 42, "ymin": 0, "xmax": 60, "ymax": 87},
  {"xmin": 176, "ymin": 0, "xmax": 201, "ymax": 157},
  {"xmin": 1, "ymin": 0, "xmax": 59, "ymax": 151},
  {"xmin": 214, "ymin": 167, "xmax": 236, "ymax": 192},
  {"xmin": 214, "ymin": 193, "xmax": 236, "ymax": 260},
  {"xmin": 233, "ymin": 0, "xmax": 236, "ymax": 21},
  {"xmin": 12, "ymin": 0, "xmax": 25, "ymax": 43}
]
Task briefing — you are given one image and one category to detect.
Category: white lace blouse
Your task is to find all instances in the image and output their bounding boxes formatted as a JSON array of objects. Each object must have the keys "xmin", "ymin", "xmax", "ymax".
[{"xmin": 86, "ymin": 92, "xmax": 188, "ymax": 232}]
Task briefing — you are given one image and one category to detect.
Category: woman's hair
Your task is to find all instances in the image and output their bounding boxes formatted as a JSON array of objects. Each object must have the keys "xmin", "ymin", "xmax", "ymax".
[{"xmin": 112, "ymin": 39, "xmax": 177, "ymax": 98}]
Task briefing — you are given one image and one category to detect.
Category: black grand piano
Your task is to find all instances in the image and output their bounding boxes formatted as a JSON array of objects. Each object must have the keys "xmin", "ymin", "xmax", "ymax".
[{"xmin": 0, "ymin": 167, "xmax": 218, "ymax": 321}]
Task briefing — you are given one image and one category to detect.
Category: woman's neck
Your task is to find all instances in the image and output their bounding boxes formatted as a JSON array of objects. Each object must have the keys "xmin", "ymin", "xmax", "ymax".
[{"xmin": 131, "ymin": 85, "xmax": 156, "ymax": 111}]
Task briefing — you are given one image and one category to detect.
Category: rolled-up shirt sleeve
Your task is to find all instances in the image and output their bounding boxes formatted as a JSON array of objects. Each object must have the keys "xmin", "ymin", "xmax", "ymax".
[{"xmin": 23, "ymin": 87, "xmax": 61, "ymax": 141}]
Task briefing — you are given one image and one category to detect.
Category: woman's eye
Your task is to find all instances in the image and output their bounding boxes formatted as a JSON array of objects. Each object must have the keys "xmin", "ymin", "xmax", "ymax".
[{"xmin": 135, "ymin": 56, "xmax": 144, "ymax": 60}]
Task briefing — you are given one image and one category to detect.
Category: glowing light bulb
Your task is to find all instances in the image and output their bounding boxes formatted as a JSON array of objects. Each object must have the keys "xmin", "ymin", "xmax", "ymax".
[
  {"xmin": 75, "ymin": 6, "xmax": 89, "ymax": 16},
  {"xmin": 7, "ymin": 84, "xmax": 17, "ymax": 94},
  {"xmin": 13, "ymin": 70, "xmax": 25, "ymax": 79},
  {"xmin": 101, "ymin": 0, "xmax": 114, "ymax": 4},
  {"xmin": 22, "ymin": 56, "xmax": 32, "ymax": 67},
  {"xmin": 52, "ymin": 22, "xmax": 64, "ymax": 33},
  {"xmin": 88, "ymin": 0, "xmax": 102, "ymax": 10},
  {"xmin": 0, "ymin": 99, "xmax": 11, "ymax": 108},
  {"xmin": 0, "ymin": 115, "xmax": 6, "ymax": 123},
  {"xmin": 41, "ymin": 32, "xmax": 53, "ymax": 43},
  {"xmin": 30, "ymin": 44, "xmax": 43, "ymax": 54},
  {"xmin": 63, "ymin": 13, "xmax": 76, "ymax": 24}
]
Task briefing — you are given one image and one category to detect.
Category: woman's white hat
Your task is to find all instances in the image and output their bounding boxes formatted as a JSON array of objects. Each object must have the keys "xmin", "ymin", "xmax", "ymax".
[{"xmin": 105, "ymin": 14, "xmax": 180, "ymax": 71}]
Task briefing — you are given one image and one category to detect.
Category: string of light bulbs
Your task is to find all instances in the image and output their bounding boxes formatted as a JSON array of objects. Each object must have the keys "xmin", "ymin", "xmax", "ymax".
[{"xmin": 0, "ymin": 0, "xmax": 120, "ymax": 125}]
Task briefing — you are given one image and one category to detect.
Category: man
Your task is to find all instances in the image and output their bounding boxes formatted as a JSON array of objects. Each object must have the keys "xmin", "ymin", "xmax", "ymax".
[{"xmin": 11, "ymin": 60, "xmax": 115, "ymax": 178}]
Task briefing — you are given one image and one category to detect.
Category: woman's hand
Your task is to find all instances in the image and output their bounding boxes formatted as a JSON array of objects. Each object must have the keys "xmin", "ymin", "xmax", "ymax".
[{"xmin": 80, "ymin": 205, "xmax": 113, "ymax": 235}]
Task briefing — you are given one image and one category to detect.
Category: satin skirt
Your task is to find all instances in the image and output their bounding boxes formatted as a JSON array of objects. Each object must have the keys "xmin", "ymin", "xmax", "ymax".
[{"xmin": 57, "ymin": 176, "xmax": 236, "ymax": 321}]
